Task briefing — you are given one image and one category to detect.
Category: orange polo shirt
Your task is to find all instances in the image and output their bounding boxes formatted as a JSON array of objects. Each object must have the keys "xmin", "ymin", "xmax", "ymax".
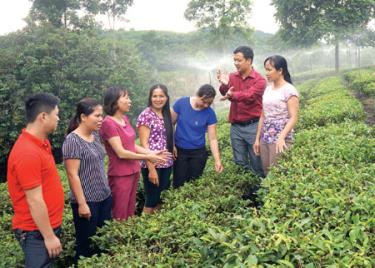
[{"xmin": 7, "ymin": 129, "xmax": 64, "ymax": 231}]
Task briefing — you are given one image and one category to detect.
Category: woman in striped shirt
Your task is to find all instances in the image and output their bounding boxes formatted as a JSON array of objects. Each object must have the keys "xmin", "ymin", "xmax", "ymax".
[{"xmin": 62, "ymin": 98, "xmax": 112, "ymax": 263}]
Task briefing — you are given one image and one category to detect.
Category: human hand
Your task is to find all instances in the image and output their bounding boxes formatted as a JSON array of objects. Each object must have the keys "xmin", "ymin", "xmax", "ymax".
[
  {"xmin": 148, "ymin": 170, "xmax": 159, "ymax": 186},
  {"xmin": 275, "ymin": 138, "xmax": 287, "ymax": 154},
  {"xmin": 44, "ymin": 234, "xmax": 62, "ymax": 258},
  {"xmin": 220, "ymin": 86, "xmax": 234, "ymax": 101},
  {"xmin": 253, "ymin": 140, "xmax": 260, "ymax": 156},
  {"xmin": 173, "ymin": 146, "xmax": 178, "ymax": 160},
  {"xmin": 78, "ymin": 202, "xmax": 91, "ymax": 220},
  {"xmin": 215, "ymin": 160, "xmax": 224, "ymax": 174},
  {"xmin": 216, "ymin": 69, "xmax": 229, "ymax": 85}
]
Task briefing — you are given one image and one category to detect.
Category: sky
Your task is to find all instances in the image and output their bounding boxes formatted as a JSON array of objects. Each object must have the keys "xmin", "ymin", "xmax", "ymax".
[{"xmin": 0, "ymin": 0, "xmax": 278, "ymax": 36}]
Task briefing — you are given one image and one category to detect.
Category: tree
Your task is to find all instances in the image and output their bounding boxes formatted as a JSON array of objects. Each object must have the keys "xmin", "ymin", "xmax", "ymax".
[
  {"xmin": 97, "ymin": 0, "xmax": 134, "ymax": 30},
  {"xmin": 184, "ymin": 0, "xmax": 253, "ymax": 53},
  {"xmin": 29, "ymin": 0, "xmax": 82, "ymax": 28},
  {"xmin": 0, "ymin": 26, "xmax": 154, "ymax": 181},
  {"xmin": 272, "ymin": 0, "xmax": 375, "ymax": 72}
]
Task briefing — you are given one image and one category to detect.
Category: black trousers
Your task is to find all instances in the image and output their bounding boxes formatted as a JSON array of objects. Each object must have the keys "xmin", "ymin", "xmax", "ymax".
[
  {"xmin": 142, "ymin": 167, "xmax": 172, "ymax": 208},
  {"xmin": 173, "ymin": 147, "xmax": 208, "ymax": 188},
  {"xmin": 71, "ymin": 195, "xmax": 112, "ymax": 264}
]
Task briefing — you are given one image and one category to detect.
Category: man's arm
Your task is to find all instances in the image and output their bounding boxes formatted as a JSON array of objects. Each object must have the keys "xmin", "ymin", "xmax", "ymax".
[
  {"xmin": 25, "ymin": 186, "xmax": 62, "ymax": 258},
  {"xmin": 217, "ymin": 70, "xmax": 230, "ymax": 96}
]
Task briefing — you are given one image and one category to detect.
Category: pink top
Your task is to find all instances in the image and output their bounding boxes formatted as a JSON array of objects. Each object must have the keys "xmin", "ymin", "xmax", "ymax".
[
  {"xmin": 261, "ymin": 82, "xmax": 299, "ymax": 144},
  {"xmin": 136, "ymin": 107, "xmax": 173, "ymax": 169},
  {"xmin": 100, "ymin": 115, "xmax": 140, "ymax": 176}
]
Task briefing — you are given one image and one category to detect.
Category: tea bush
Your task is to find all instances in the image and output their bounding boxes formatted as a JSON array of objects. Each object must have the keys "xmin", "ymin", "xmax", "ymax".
[
  {"xmin": 299, "ymin": 77, "xmax": 365, "ymax": 129},
  {"xmin": 344, "ymin": 69, "xmax": 375, "ymax": 97},
  {"xmin": 1, "ymin": 72, "xmax": 374, "ymax": 267}
]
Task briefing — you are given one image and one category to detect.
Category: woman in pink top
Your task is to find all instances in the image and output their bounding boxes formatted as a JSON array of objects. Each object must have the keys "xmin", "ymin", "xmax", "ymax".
[
  {"xmin": 100, "ymin": 86, "xmax": 171, "ymax": 220},
  {"xmin": 253, "ymin": 55, "xmax": 299, "ymax": 176}
]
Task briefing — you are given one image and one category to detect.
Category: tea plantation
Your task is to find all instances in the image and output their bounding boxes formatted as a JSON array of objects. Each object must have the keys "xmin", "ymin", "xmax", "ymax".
[{"xmin": 0, "ymin": 70, "xmax": 374, "ymax": 267}]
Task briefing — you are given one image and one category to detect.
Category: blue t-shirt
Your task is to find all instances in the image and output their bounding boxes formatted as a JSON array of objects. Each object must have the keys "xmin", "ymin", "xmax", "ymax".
[{"xmin": 173, "ymin": 97, "xmax": 217, "ymax": 149}]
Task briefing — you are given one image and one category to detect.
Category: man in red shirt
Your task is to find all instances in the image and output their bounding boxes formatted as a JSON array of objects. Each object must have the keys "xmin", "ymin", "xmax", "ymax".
[
  {"xmin": 7, "ymin": 93, "xmax": 64, "ymax": 267},
  {"xmin": 218, "ymin": 46, "xmax": 266, "ymax": 177}
]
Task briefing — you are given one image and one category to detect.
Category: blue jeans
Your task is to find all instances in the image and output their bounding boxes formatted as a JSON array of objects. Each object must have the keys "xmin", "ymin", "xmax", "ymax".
[
  {"xmin": 142, "ymin": 167, "xmax": 172, "ymax": 208},
  {"xmin": 71, "ymin": 195, "xmax": 112, "ymax": 263},
  {"xmin": 230, "ymin": 122, "xmax": 264, "ymax": 177},
  {"xmin": 14, "ymin": 227, "xmax": 61, "ymax": 268}
]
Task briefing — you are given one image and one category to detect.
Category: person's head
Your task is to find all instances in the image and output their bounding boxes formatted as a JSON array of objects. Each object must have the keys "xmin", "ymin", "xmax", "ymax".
[
  {"xmin": 233, "ymin": 46, "xmax": 254, "ymax": 74},
  {"xmin": 264, "ymin": 55, "xmax": 292, "ymax": 84},
  {"xmin": 148, "ymin": 84, "xmax": 170, "ymax": 111},
  {"xmin": 104, "ymin": 86, "xmax": 131, "ymax": 115},
  {"xmin": 25, "ymin": 93, "xmax": 60, "ymax": 133},
  {"xmin": 195, "ymin": 84, "xmax": 216, "ymax": 109},
  {"xmin": 67, "ymin": 98, "xmax": 103, "ymax": 134},
  {"xmin": 148, "ymin": 84, "xmax": 174, "ymax": 152}
]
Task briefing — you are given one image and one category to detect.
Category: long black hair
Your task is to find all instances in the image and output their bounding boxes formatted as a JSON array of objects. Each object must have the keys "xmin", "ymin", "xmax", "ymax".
[
  {"xmin": 264, "ymin": 55, "xmax": 293, "ymax": 84},
  {"xmin": 148, "ymin": 84, "xmax": 174, "ymax": 153},
  {"xmin": 67, "ymin": 98, "xmax": 100, "ymax": 134}
]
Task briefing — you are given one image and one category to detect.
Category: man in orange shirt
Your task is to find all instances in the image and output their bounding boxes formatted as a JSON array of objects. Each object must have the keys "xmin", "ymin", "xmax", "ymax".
[{"xmin": 7, "ymin": 93, "xmax": 65, "ymax": 267}]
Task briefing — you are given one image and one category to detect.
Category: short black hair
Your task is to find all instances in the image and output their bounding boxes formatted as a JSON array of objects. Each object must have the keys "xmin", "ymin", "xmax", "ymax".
[
  {"xmin": 25, "ymin": 93, "xmax": 60, "ymax": 123},
  {"xmin": 233, "ymin": 46, "xmax": 254, "ymax": 61},
  {"xmin": 197, "ymin": 84, "xmax": 216, "ymax": 99},
  {"xmin": 103, "ymin": 86, "xmax": 128, "ymax": 116}
]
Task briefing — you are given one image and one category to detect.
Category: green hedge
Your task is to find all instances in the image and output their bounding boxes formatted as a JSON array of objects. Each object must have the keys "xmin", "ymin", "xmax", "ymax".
[
  {"xmin": 198, "ymin": 123, "xmax": 374, "ymax": 267},
  {"xmin": 299, "ymin": 77, "xmax": 365, "ymax": 129},
  {"xmin": 344, "ymin": 69, "xmax": 375, "ymax": 97}
]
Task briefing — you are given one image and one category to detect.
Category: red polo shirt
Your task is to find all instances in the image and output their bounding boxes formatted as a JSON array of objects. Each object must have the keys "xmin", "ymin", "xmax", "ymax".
[
  {"xmin": 7, "ymin": 129, "xmax": 64, "ymax": 231},
  {"xmin": 219, "ymin": 69, "xmax": 266, "ymax": 123}
]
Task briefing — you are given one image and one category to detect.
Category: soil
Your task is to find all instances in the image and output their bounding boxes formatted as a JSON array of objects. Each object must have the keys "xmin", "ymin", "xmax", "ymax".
[{"xmin": 353, "ymin": 91, "xmax": 375, "ymax": 126}]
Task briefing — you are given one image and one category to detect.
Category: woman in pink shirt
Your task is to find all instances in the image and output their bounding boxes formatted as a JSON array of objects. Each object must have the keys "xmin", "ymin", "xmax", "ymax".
[
  {"xmin": 100, "ymin": 86, "xmax": 171, "ymax": 220},
  {"xmin": 253, "ymin": 55, "xmax": 299, "ymax": 176}
]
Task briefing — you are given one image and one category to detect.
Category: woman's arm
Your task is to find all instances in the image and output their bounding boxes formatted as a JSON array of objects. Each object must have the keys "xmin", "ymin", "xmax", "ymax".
[
  {"xmin": 171, "ymin": 108, "xmax": 178, "ymax": 158},
  {"xmin": 108, "ymin": 135, "xmax": 170, "ymax": 164},
  {"xmin": 207, "ymin": 124, "xmax": 223, "ymax": 173},
  {"xmin": 64, "ymin": 159, "xmax": 91, "ymax": 219},
  {"xmin": 276, "ymin": 96, "xmax": 299, "ymax": 153},
  {"xmin": 138, "ymin": 125, "xmax": 159, "ymax": 186},
  {"xmin": 171, "ymin": 108, "xmax": 178, "ymax": 125},
  {"xmin": 253, "ymin": 111, "xmax": 264, "ymax": 156}
]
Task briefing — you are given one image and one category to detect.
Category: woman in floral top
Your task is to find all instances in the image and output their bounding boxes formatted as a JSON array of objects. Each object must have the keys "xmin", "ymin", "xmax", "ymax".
[
  {"xmin": 253, "ymin": 55, "xmax": 299, "ymax": 176},
  {"xmin": 136, "ymin": 84, "xmax": 174, "ymax": 214}
]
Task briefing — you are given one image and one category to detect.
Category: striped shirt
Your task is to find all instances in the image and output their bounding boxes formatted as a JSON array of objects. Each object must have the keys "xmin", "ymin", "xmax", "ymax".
[{"xmin": 62, "ymin": 132, "xmax": 111, "ymax": 203}]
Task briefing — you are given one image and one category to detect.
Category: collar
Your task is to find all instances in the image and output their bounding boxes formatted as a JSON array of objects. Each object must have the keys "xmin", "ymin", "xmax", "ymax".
[
  {"xmin": 234, "ymin": 68, "xmax": 256, "ymax": 79},
  {"xmin": 21, "ymin": 129, "xmax": 50, "ymax": 149}
]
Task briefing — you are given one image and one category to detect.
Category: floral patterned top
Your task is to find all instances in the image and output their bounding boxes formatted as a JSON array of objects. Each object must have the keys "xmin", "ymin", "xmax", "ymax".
[
  {"xmin": 136, "ymin": 107, "xmax": 173, "ymax": 168},
  {"xmin": 261, "ymin": 82, "xmax": 299, "ymax": 144}
]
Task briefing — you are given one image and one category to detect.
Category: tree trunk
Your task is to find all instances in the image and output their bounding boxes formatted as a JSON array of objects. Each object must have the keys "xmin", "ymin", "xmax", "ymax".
[
  {"xmin": 335, "ymin": 40, "xmax": 339, "ymax": 72},
  {"xmin": 358, "ymin": 46, "xmax": 361, "ymax": 67}
]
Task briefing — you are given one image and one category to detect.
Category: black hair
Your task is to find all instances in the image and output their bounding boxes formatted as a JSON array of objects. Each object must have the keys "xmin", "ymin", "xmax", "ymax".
[
  {"xmin": 148, "ymin": 84, "xmax": 174, "ymax": 153},
  {"xmin": 25, "ymin": 93, "xmax": 60, "ymax": 123},
  {"xmin": 197, "ymin": 84, "xmax": 216, "ymax": 99},
  {"xmin": 67, "ymin": 98, "xmax": 101, "ymax": 134},
  {"xmin": 104, "ymin": 86, "xmax": 128, "ymax": 116},
  {"xmin": 233, "ymin": 46, "xmax": 254, "ymax": 61},
  {"xmin": 264, "ymin": 55, "xmax": 293, "ymax": 84}
]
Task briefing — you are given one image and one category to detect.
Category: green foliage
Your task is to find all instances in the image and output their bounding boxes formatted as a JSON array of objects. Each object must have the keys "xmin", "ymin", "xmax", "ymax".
[
  {"xmin": 272, "ymin": 0, "xmax": 375, "ymax": 46},
  {"xmin": 298, "ymin": 77, "xmax": 365, "ymax": 129},
  {"xmin": 78, "ymin": 74, "xmax": 374, "ymax": 267},
  {"xmin": 0, "ymin": 27, "xmax": 154, "ymax": 180},
  {"xmin": 344, "ymin": 68, "xmax": 375, "ymax": 97},
  {"xmin": 78, "ymin": 125, "xmax": 260, "ymax": 266},
  {"xmin": 184, "ymin": 0, "xmax": 253, "ymax": 53}
]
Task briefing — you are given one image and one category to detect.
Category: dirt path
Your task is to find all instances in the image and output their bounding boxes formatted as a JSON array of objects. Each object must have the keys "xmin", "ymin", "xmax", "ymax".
[{"xmin": 354, "ymin": 91, "xmax": 375, "ymax": 126}]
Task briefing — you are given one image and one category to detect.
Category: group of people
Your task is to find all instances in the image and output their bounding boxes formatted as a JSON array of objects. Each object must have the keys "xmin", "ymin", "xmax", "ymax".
[{"xmin": 7, "ymin": 45, "xmax": 299, "ymax": 267}]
